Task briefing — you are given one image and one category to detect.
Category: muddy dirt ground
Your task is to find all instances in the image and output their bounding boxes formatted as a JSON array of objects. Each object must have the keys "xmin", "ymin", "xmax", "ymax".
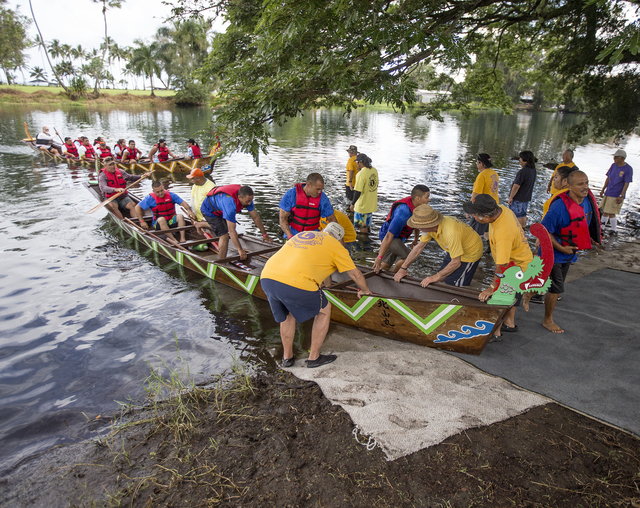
[{"xmin": 1, "ymin": 370, "xmax": 638, "ymax": 508}]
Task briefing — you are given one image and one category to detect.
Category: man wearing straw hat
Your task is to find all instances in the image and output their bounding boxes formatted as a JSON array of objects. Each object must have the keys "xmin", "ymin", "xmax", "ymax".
[
  {"xmin": 394, "ymin": 205, "xmax": 483, "ymax": 287},
  {"xmin": 261, "ymin": 223, "xmax": 372, "ymax": 369}
]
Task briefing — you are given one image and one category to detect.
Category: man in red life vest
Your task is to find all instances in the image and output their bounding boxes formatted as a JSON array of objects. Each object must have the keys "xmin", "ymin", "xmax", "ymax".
[
  {"xmin": 134, "ymin": 181, "xmax": 195, "ymax": 244},
  {"xmin": 96, "ymin": 141, "xmax": 113, "ymax": 159},
  {"xmin": 278, "ymin": 173, "xmax": 337, "ymax": 239},
  {"xmin": 373, "ymin": 185, "xmax": 431, "ymax": 273},
  {"xmin": 63, "ymin": 137, "xmax": 79, "ymax": 158},
  {"xmin": 195, "ymin": 184, "xmax": 273, "ymax": 260},
  {"xmin": 80, "ymin": 138, "xmax": 97, "ymax": 160},
  {"xmin": 121, "ymin": 140, "xmax": 142, "ymax": 163},
  {"xmin": 97, "ymin": 158, "xmax": 151, "ymax": 220},
  {"xmin": 529, "ymin": 170, "xmax": 601, "ymax": 333},
  {"xmin": 148, "ymin": 138, "xmax": 176, "ymax": 162},
  {"xmin": 187, "ymin": 138, "xmax": 202, "ymax": 159}
]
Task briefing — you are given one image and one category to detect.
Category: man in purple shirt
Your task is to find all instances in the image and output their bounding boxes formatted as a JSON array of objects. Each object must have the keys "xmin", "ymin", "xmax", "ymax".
[{"xmin": 600, "ymin": 149, "xmax": 633, "ymax": 234}]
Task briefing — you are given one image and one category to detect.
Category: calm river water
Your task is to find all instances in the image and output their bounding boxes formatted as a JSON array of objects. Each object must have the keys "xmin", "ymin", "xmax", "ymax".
[{"xmin": 0, "ymin": 105, "xmax": 638, "ymax": 473}]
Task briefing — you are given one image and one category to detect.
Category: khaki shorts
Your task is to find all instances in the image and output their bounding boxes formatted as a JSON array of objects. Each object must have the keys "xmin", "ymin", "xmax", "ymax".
[
  {"xmin": 600, "ymin": 195, "xmax": 624, "ymax": 215},
  {"xmin": 381, "ymin": 238, "xmax": 411, "ymax": 266}
]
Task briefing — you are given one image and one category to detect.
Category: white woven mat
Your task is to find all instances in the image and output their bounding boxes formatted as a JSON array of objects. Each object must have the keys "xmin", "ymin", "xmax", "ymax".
[{"xmin": 287, "ymin": 328, "xmax": 549, "ymax": 461}]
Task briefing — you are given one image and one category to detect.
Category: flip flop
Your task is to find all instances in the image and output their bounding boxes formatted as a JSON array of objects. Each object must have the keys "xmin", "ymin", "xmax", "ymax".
[{"xmin": 500, "ymin": 324, "xmax": 518, "ymax": 333}]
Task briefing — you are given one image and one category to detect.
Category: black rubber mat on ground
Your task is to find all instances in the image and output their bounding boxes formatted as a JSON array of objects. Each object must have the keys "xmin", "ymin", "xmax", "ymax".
[{"xmin": 452, "ymin": 268, "xmax": 640, "ymax": 436}]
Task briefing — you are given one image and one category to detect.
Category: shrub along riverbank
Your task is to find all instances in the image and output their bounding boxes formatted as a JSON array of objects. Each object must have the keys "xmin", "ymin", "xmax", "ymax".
[{"xmin": 0, "ymin": 85, "xmax": 179, "ymax": 106}]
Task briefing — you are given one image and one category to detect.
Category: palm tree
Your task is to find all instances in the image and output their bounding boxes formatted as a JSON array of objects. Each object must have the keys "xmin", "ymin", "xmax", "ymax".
[
  {"xmin": 30, "ymin": 66, "xmax": 46, "ymax": 82},
  {"xmin": 47, "ymin": 39, "xmax": 62, "ymax": 63},
  {"xmin": 92, "ymin": 0, "xmax": 124, "ymax": 66},
  {"xmin": 27, "ymin": 1, "xmax": 68, "ymax": 91},
  {"xmin": 128, "ymin": 39, "xmax": 160, "ymax": 96}
]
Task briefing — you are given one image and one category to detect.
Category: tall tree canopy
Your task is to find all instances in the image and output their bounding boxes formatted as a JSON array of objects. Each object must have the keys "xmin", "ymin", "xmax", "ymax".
[
  {"xmin": 0, "ymin": 1, "xmax": 31, "ymax": 85},
  {"xmin": 172, "ymin": 0, "xmax": 640, "ymax": 161}
]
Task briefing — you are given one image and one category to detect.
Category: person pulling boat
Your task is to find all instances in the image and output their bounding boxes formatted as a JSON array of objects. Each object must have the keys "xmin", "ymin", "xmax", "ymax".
[
  {"xmin": 394, "ymin": 204, "xmax": 483, "ymax": 287},
  {"xmin": 195, "ymin": 184, "xmax": 273, "ymax": 260},
  {"xmin": 278, "ymin": 173, "xmax": 337, "ymax": 239},
  {"xmin": 374, "ymin": 185, "xmax": 431, "ymax": 273},
  {"xmin": 261, "ymin": 223, "xmax": 373, "ymax": 368},
  {"xmin": 186, "ymin": 168, "xmax": 215, "ymax": 221},
  {"xmin": 134, "ymin": 181, "xmax": 195, "ymax": 244},
  {"xmin": 148, "ymin": 138, "xmax": 176, "ymax": 162},
  {"xmin": 97, "ymin": 157, "xmax": 151, "ymax": 220}
]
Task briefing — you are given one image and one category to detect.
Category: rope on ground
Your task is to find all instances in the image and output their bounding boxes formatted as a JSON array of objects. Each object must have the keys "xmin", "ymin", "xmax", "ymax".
[{"xmin": 352, "ymin": 426, "xmax": 378, "ymax": 451}]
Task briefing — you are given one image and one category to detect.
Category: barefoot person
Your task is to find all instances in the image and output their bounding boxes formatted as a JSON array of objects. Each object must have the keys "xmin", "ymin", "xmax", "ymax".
[
  {"xmin": 260, "ymin": 223, "xmax": 372, "ymax": 368},
  {"xmin": 195, "ymin": 184, "xmax": 273, "ymax": 260},
  {"xmin": 374, "ymin": 185, "xmax": 431, "ymax": 273},
  {"xmin": 600, "ymin": 149, "xmax": 633, "ymax": 234},
  {"xmin": 349, "ymin": 153, "xmax": 379, "ymax": 234},
  {"xmin": 134, "ymin": 181, "xmax": 195, "ymax": 244},
  {"xmin": 394, "ymin": 204, "xmax": 483, "ymax": 287},
  {"xmin": 97, "ymin": 158, "xmax": 151, "ymax": 220},
  {"xmin": 463, "ymin": 194, "xmax": 534, "ymax": 337},
  {"xmin": 530, "ymin": 171, "xmax": 601, "ymax": 333}
]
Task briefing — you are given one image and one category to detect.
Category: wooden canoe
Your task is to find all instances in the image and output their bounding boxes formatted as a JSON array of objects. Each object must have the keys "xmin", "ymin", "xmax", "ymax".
[
  {"xmin": 21, "ymin": 139, "xmax": 214, "ymax": 174},
  {"xmin": 84, "ymin": 182, "xmax": 511, "ymax": 355}
]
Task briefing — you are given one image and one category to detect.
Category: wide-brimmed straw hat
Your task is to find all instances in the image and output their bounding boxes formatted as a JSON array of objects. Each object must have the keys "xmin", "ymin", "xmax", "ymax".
[{"xmin": 407, "ymin": 204, "xmax": 443, "ymax": 229}]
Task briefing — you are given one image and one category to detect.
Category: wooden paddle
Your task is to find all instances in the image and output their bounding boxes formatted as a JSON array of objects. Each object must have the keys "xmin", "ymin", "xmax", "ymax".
[
  {"xmin": 124, "ymin": 217, "xmax": 190, "ymax": 252},
  {"xmin": 54, "ymin": 128, "xmax": 65, "ymax": 145},
  {"xmin": 86, "ymin": 173, "xmax": 149, "ymax": 214}
]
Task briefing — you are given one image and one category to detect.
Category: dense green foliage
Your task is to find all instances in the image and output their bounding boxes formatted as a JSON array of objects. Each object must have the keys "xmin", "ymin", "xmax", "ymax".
[
  {"xmin": 173, "ymin": 0, "xmax": 640, "ymax": 161},
  {"xmin": 0, "ymin": 2, "xmax": 30, "ymax": 85}
]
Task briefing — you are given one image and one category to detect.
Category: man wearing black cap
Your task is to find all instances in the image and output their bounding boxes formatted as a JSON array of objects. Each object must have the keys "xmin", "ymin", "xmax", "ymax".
[
  {"xmin": 470, "ymin": 153, "xmax": 499, "ymax": 237},
  {"xmin": 463, "ymin": 194, "xmax": 533, "ymax": 336},
  {"xmin": 345, "ymin": 145, "xmax": 359, "ymax": 201}
]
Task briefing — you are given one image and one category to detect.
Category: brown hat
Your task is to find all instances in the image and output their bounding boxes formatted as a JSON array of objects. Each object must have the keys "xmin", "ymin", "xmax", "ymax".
[
  {"xmin": 186, "ymin": 168, "xmax": 205, "ymax": 179},
  {"xmin": 347, "ymin": 145, "xmax": 358, "ymax": 154},
  {"xmin": 407, "ymin": 204, "xmax": 444, "ymax": 229}
]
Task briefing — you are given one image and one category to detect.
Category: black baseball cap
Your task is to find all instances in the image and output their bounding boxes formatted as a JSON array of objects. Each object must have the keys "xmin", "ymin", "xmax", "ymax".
[
  {"xmin": 477, "ymin": 153, "xmax": 492, "ymax": 167},
  {"xmin": 462, "ymin": 194, "xmax": 499, "ymax": 215}
]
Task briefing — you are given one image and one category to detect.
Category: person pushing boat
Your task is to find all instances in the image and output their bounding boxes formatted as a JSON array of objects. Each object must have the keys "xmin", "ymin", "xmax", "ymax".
[
  {"xmin": 148, "ymin": 139, "xmax": 176, "ymax": 162},
  {"xmin": 463, "ymin": 194, "xmax": 533, "ymax": 337},
  {"xmin": 319, "ymin": 210, "xmax": 357, "ymax": 253},
  {"xmin": 186, "ymin": 168, "xmax": 215, "ymax": 221},
  {"xmin": 394, "ymin": 204, "xmax": 483, "ymax": 287},
  {"xmin": 134, "ymin": 181, "xmax": 195, "ymax": 244},
  {"xmin": 373, "ymin": 185, "xmax": 431, "ymax": 273},
  {"xmin": 261, "ymin": 223, "xmax": 372, "ymax": 368},
  {"xmin": 195, "ymin": 184, "xmax": 273, "ymax": 260},
  {"xmin": 97, "ymin": 157, "xmax": 151, "ymax": 220},
  {"xmin": 278, "ymin": 173, "xmax": 337, "ymax": 239}
]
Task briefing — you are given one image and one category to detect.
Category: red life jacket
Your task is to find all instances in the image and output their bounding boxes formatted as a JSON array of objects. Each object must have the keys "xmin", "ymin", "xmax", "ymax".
[
  {"xmin": 384, "ymin": 196, "xmax": 416, "ymax": 239},
  {"xmin": 149, "ymin": 192, "xmax": 176, "ymax": 223},
  {"xmin": 156, "ymin": 144, "xmax": 170, "ymax": 162},
  {"xmin": 65, "ymin": 143, "xmax": 79, "ymax": 158},
  {"xmin": 104, "ymin": 168, "xmax": 127, "ymax": 199},
  {"xmin": 114, "ymin": 143, "xmax": 126, "ymax": 160},
  {"xmin": 83, "ymin": 145, "xmax": 96, "ymax": 159},
  {"xmin": 123, "ymin": 148, "xmax": 139, "ymax": 161},
  {"xmin": 289, "ymin": 183, "xmax": 322, "ymax": 232},
  {"xmin": 205, "ymin": 184, "xmax": 243, "ymax": 217},
  {"xmin": 190, "ymin": 145, "xmax": 202, "ymax": 158},
  {"xmin": 97, "ymin": 146, "xmax": 113, "ymax": 159},
  {"xmin": 549, "ymin": 190, "xmax": 601, "ymax": 249}
]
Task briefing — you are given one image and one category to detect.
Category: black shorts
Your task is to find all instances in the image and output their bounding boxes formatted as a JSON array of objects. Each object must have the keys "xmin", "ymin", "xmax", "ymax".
[
  {"xmin": 204, "ymin": 214, "xmax": 229, "ymax": 237},
  {"xmin": 549, "ymin": 262, "xmax": 571, "ymax": 294},
  {"xmin": 345, "ymin": 185, "xmax": 354, "ymax": 201},
  {"xmin": 114, "ymin": 194, "xmax": 134, "ymax": 214},
  {"xmin": 469, "ymin": 217, "xmax": 489, "ymax": 235}
]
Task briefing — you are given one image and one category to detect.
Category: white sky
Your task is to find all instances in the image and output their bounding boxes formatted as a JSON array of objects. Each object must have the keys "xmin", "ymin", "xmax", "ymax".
[{"xmin": 7, "ymin": 0, "xmax": 226, "ymax": 84}]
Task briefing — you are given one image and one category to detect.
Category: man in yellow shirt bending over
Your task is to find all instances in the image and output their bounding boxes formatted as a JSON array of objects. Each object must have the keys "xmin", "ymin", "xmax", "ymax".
[
  {"xmin": 463, "ymin": 194, "xmax": 533, "ymax": 338},
  {"xmin": 261, "ymin": 223, "xmax": 372, "ymax": 368},
  {"xmin": 394, "ymin": 205, "xmax": 483, "ymax": 287},
  {"xmin": 187, "ymin": 168, "xmax": 215, "ymax": 221}
]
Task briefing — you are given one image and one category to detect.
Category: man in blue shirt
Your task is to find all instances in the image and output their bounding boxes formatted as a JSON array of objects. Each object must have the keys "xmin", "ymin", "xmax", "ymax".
[
  {"xmin": 197, "ymin": 185, "xmax": 272, "ymax": 260},
  {"xmin": 135, "ymin": 181, "xmax": 195, "ymax": 244},
  {"xmin": 535, "ymin": 170, "xmax": 600, "ymax": 333},
  {"xmin": 374, "ymin": 185, "xmax": 431, "ymax": 273},
  {"xmin": 278, "ymin": 173, "xmax": 337, "ymax": 239}
]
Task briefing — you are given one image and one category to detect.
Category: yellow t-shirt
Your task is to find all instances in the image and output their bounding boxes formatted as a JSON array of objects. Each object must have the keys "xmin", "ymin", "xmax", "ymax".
[
  {"xmin": 346, "ymin": 155, "xmax": 359, "ymax": 186},
  {"xmin": 191, "ymin": 179, "xmax": 216, "ymax": 221},
  {"xmin": 489, "ymin": 205, "xmax": 533, "ymax": 270},
  {"xmin": 261, "ymin": 231, "xmax": 356, "ymax": 291},
  {"xmin": 353, "ymin": 166, "xmax": 379, "ymax": 214},
  {"xmin": 550, "ymin": 162, "xmax": 576, "ymax": 197},
  {"xmin": 420, "ymin": 216, "xmax": 483, "ymax": 263},
  {"xmin": 319, "ymin": 210, "xmax": 357, "ymax": 243},
  {"xmin": 473, "ymin": 168, "xmax": 500, "ymax": 203}
]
